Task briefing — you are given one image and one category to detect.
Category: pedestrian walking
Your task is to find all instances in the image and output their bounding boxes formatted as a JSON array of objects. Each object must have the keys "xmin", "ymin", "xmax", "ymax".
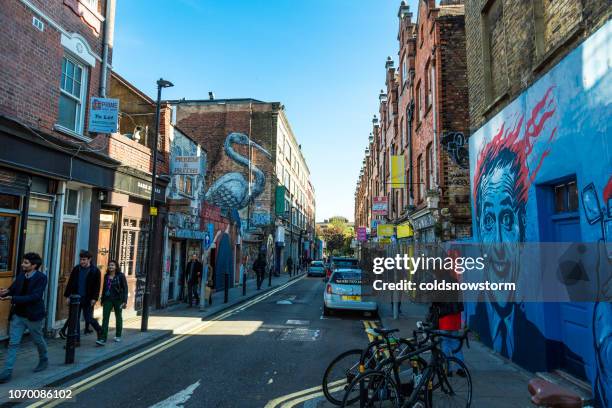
[
  {"xmin": 96, "ymin": 260, "xmax": 128, "ymax": 346},
  {"xmin": 185, "ymin": 254, "xmax": 202, "ymax": 307},
  {"xmin": 205, "ymin": 259, "xmax": 214, "ymax": 305},
  {"xmin": 253, "ymin": 253, "xmax": 266, "ymax": 290},
  {"xmin": 428, "ymin": 302, "xmax": 466, "ymax": 377},
  {"xmin": 0, "ymin": 253, "xmax": 48, "ymax": 383},
  {"xmin": 59, "ymin": 250, "xmax": 102, "ymax": 344},
  {"xmin": 286, "ymin": 256, "xmax": 294, "ymax": 276}
]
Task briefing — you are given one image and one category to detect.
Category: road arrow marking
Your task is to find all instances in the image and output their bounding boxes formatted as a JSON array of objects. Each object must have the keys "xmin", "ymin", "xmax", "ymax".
[{"xmin": 149, "ymin": 380, "xmax": 201, "ymax": 408}]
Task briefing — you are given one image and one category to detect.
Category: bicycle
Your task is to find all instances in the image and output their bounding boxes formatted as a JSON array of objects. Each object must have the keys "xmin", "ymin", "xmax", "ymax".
[
  {"xmin": 322, "ymin": 328, "xmax": 428, "ymax": 406},
  {"xmin": 341, "ymin": 326, "xmax": 472, "ymax": 408}
]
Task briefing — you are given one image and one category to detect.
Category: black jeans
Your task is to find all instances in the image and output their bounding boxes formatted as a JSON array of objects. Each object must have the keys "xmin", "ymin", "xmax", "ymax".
[
  {"xmin": 78, "ymin": 302, "xmax": 101, "ymax": 340},
  {"xmin": 256, "ymin": 273, "xmax": 264, "ymax": 289},
  {"xmin": 187, "ymin": 282, "xmax": 200, "ymax": 305}
]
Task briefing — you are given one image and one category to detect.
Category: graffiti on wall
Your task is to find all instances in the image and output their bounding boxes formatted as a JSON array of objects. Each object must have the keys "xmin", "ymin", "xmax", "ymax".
[
  {"xmin": 441, "ymin": 131, "xmax": 469, "ymax": 169},
  {"xmin": 469, "ymin": 86, "xmax": 557, "ymax": 368},
  {"xmin": 468, "ymin": 21, "xmax": 611, "ymax": 405},
  {"xmin": 205, "ymin": 133, "xmax": 272, "ymax": 210}
]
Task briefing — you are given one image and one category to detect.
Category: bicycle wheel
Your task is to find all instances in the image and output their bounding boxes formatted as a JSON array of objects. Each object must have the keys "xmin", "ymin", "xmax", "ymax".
[
  {"xmin": 323, "ymin": 349, "xmax": 371, "ymax": 405},
  {"xmin": 428, "ymin": 357, "xmax": 472, "ymax": 408},
  {"xmin": 341, "ymin": 370, "xmax": 401, "ymax": 408}
]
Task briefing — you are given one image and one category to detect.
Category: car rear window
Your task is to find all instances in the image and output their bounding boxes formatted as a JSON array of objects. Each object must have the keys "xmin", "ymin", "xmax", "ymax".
[
  {"xmin": 332, "ymin": 271, "xmax": 362, "ymax": 285},
  {"xmin": 333, "ymin": 259, "xmax": 359, "ymax": 268},
  {"xmin": 311, "ymin": 261, "xmax": 323, "ymax": 267}
]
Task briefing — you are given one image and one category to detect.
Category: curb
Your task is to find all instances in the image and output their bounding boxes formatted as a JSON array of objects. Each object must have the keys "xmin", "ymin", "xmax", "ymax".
[{"xmin": 0, "ymin": 273, "xmax": 306, "ymax": 405}]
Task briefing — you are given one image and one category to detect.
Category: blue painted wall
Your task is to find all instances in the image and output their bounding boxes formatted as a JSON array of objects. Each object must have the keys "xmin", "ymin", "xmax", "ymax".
[{"xmin": 468, "ymin": 21, "xmax": 611, "ymax": 406}]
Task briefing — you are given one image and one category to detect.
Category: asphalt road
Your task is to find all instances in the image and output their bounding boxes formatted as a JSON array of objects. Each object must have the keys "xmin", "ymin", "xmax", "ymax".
[{"xmin": 33, "ymin": 276, "xmax": 376, "ymax": 408}]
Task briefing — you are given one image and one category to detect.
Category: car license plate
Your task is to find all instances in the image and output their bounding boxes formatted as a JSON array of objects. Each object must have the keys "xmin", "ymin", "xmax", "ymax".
[{"xmin": 342, "ymin": 295, "xmax": 361, "ymax": 301}]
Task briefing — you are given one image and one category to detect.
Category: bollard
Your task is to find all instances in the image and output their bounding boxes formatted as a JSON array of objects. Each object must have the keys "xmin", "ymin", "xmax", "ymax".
[
  {"xmin": 268, "ymin": 266, "xmax": 272, "ymax": 287},
  {"xmin": 224, "ymin": 273, "xmax": 229, "ymax": 303},
  {"xmin": 65, "ymin": 294, "xmax": 80, "ymax": 364},
  {"xmin": 242, "ymin": 268, "xmax": 246, "ymax": 296}
]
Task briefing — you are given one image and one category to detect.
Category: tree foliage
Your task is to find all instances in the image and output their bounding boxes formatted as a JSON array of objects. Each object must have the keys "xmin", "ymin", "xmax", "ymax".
[{"xmin": 317, "ymin": 216, "xmax": 355, "ymax": 256}]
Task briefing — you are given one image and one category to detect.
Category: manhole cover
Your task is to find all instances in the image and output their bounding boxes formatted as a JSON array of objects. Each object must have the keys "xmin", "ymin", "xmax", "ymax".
[
  {"xmin": 279, "ymin": 328, "xmax": 321, "ymax": 341},
  {"xmin": 286, "ymin": 319, "xmax": 309, "ymax": 325}
]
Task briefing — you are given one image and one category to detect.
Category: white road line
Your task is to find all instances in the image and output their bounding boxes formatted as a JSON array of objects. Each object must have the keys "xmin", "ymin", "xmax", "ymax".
[{"xmin": 148, "ymin": 380, "xmax": 201, "ymax": 408}]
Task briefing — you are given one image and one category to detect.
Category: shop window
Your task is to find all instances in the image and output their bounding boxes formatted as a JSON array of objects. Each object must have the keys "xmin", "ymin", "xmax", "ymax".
[
  {"xmin": 64, "ymin": 189, "xmax": 79, "ymax": 216},
  {"xmin": 58, "ymin": 56, "xmax": 87, "ymax": 134},
  {"xmin": 0, "ymin": 194, "xmax": 20, "ymax": 211},
  {"xmin": 25, "ymin": 219, "xmax": 48, "ymax": 263},
  {"xmin": 554, "ymin": 180, "xmax": 578, "ymax": 213},
  {"xmin": 0, "ymin": 214, "xmax": 18, "ymax": 274},
  {"xmin": 29, "ymin": 195, "xmax": 53, "ymax": 214},
  {"xmin": 178, "ymin": 175, "xmax": 194, "ymax": 196}
]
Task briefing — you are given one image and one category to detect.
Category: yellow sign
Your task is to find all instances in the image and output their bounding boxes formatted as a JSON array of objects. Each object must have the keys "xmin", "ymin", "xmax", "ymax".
[
  {"xmin": 390, "ymin": 155, "xmax": 405, "ymax": 188},
  {"xmin": 150, "ymin": 206, "xmax": 158, "ymax": 216},
  {"xmin": 377, "ymin": 224, "xmax": 395, "ymax": 237},
  {"xmin": 397, "ymin": 223, "xmax": 413, "ymax": 238},
  {"xmin": 379, "ymin": 238, "xmax": 392, "ymax": 244}
]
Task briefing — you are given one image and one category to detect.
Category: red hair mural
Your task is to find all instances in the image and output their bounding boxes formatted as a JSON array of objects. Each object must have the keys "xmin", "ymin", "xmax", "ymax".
[{"xmin": 473, "ymin": 86, "xmax": 557, "ymax": 206}]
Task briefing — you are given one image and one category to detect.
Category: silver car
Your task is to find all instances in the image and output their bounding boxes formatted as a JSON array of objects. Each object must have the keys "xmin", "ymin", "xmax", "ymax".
[
  {"xmin": 323, "ymin": 268, "xmax": 377, "ymax": 316},
  {"xmin": 307, "ymin": 260, "xmax": 325, "ymax": 277}
]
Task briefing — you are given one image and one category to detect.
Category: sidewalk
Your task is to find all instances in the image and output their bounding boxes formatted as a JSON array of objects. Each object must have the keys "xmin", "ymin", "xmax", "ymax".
[
  {"xmin": 378, "ymin": 301, "xmax": 534, "ymax": 407},
  {"xmin": 0, "ymin": 271, "xmax": 305, "ymax": 404}
]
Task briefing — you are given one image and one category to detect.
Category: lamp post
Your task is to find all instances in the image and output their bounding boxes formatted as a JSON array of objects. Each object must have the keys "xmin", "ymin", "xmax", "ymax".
[{"xmin": 141, "ymin": 78, "xmax": 173, "ymax": 332}]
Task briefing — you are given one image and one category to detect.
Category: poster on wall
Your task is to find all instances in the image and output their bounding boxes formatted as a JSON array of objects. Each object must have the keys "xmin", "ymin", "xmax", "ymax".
[
  {"xmin": 88, "ymin": 97, "xmax": 119, "ymax": 133},
  {"xmin": 356, "ymin": 226, "xmax": 367, "ymax": 242},
  {"xmin": 372, "ymin": 197, "xmax": 388, "ymax": 215}
]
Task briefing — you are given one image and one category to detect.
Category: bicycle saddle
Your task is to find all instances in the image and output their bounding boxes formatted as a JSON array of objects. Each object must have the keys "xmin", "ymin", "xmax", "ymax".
[
  {"xmin": 528, "ymin": 378, "xmax": 582, "ymax": 408},
  {"xmin": 372, "ymin": 327, "xmax": 400, "ymax": 336}
]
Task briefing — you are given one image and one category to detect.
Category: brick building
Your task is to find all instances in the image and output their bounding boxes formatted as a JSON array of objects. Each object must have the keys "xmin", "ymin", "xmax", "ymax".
[
  {"xmin": 464, "ymin": 0, "xmax": 610, "ymax": 403},
  {"xmin": 355, "ymin": 0, "xmax": 471, "ymax": 243},
  {"xmin": 172, "ymin": 98, "xmax": 315, "ymax": 285},
  {"xmin": 0, "ymin": 0, "xmax": 119, "ymax": 338}
]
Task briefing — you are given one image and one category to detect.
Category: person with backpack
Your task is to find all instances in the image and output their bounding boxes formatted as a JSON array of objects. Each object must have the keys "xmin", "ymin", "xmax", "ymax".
[
  {"xmin": 0, "ymin": 253, "xmax": 48, "ymax": 383},
  {"xmin": 253, "ymin": 253, "xmax": 266, "ymax": 290},
  {"xmin": 96, "ymin": 260, "xmax": 128, "ymax": 346}
]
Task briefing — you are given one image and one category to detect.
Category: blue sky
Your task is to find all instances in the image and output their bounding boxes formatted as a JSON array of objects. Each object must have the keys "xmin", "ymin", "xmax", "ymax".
[{"xmin": 113, "ymin": 0, "xmax": 418, "ymax": 222}]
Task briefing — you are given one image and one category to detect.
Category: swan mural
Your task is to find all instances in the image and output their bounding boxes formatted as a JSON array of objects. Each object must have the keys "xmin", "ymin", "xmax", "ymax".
[{"xmin": 205, "ymin": 132, "xmax": 272, "ymax": 210}]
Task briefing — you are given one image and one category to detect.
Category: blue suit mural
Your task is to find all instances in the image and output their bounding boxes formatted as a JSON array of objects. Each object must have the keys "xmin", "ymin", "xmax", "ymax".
[{"xmin": 468, "ymin": 21, "xmax": 611, "ymax": 407}]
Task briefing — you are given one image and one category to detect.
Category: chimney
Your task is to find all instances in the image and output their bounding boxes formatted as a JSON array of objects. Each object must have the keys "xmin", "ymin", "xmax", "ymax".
[
  {"xmin": 385, "ymin": 56, "xmax": 394, "ymax": 69},
  {"xmin": 208, "ymin": 91, "xmax": 215, "ymax": 100}
]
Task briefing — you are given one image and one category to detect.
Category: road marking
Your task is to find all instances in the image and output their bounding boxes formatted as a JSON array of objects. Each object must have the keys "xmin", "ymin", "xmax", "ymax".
[
  {"xmin": 263, "ymin": 380, "xmax": 345, "ymax": 408},
  {"xmin": 27, "ymin": 276, "xmax": 304, "ymax": 408},
  {"xmin": 148, "ymin": 380, "xmax": 200, "ymax": 408},
  {"xmin": 286, "ymin": 319, "xmax": 309, "ymax": 325}
]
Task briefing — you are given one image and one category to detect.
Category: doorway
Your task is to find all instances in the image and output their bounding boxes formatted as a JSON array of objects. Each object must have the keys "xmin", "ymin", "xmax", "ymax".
[{"xmin": 56, "ymin": 222, "xmax": 77, "ymax": 321}]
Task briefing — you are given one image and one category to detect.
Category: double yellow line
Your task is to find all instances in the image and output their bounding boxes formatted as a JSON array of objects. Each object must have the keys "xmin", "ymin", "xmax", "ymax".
[{"xmin": 28, "ymin": 276, "xmax": 304, "ymax": 408}]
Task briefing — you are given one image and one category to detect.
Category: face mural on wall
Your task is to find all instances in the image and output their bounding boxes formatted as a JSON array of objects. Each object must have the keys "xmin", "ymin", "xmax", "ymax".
[
  {"xmin": 205, "ymin": 132, "xmax": 272, "ymax": 210},
  {"xmin": 474, "ymin": 87, "xmax": 556, "ymax": 300},
  {"xmin": 470, "ymin": 87, "xmax": 557, "ymax": 366}
]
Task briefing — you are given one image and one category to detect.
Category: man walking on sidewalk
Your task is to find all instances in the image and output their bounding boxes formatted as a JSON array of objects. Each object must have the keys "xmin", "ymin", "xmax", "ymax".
[
  {"xmin": 286, "ymin": 256, "xmax": 294, "ymax": 277},
  {"xmin": 60, "ymin": 250, "xmax": 102, "ymax": 344},
  {"xmin": 0, "ymin": 253, "xmax": 49, "ymax": 383},
  {"xmin": 185, "ymin": 254, "xmax": 202, "ymax": 307},
  {"xmin": 253, "ymin": 253, "xmax": 266, "ymax": 290}
]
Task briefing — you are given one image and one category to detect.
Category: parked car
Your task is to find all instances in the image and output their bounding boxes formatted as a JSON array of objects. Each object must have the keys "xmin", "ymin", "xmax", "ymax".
[
  {"xmin": 325, "ymin": 257, "xmax": 360, "ymax": 281},
  {"xmin": 307, "ymin": 260, "xmax": 326, "ymax": 277},
  {"xmin": 323, "ymin": 268, "xmax": 377, "ymax": 316}
]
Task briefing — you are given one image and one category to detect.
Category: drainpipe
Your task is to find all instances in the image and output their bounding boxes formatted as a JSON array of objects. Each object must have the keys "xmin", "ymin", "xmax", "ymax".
[
  {"xmin": 431, "ymin": 59, "xmax": 439, "ymax": 189},
  {"xmin": 407, "ymin": 102, "xmax": 414, "ymax": 205},
  {"xmin": 99, "ymin": 0, "xmax": 116, "ymax": 97}
]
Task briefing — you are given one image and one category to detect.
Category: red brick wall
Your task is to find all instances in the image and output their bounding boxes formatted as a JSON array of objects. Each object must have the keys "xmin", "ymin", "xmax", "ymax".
[{"xmin": 0, "ymin": 0, "xmax": 111, "ymax": 144}]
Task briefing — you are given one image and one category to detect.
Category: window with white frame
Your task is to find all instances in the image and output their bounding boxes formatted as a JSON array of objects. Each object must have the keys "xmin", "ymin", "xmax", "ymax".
[
  {"xmin": 178, "ymin": 175, "xmax": 194, "ymax": 196},
  {"xmin": 64, "ymin": 188, "xmax": 80, "ymax": 217},
  {"xmin": 58, "ymin": 56, "xmax": 87, "ymax": 133}
]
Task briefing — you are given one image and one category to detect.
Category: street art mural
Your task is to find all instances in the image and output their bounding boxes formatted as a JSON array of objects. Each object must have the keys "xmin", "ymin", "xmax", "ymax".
[
  {"xmin": 468, "ymin": 21, "xmax": 611, "ymax": 406},
  {"xmin": 441, "ymin": 131, "xmax": 469, "ymax": 169},
  {"xmin": 205, "ymin": 132, "xmax": 272, "ymax": 210}
]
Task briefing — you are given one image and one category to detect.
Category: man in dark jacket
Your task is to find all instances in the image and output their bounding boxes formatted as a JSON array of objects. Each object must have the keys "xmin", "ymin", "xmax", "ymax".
[
  {"xmin": 185, "ymin": 254, "xmax": 202, "ymax": 307},
  {"xmin": 60, "ymin": 250, "xmax": 102, "ymax": 343},
  {"xmin": 0, "ymin": 253, "xmax": 48, "ymax": 383},
  {"xmin": 253, "ymin": 253, "xmax": 266, "ymax": 290}
]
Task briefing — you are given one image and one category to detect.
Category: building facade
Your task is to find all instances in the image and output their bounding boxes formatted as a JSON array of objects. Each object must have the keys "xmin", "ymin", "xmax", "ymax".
[
  {"xmin": 0, "ymin": 0, "xmax": 119, "ymax": 337},
  {"xmin": 172, "ymin": 98, "xmax": 315, "ymax": 287},
  {"xmin": 355, "ymin": 0, "xmax": 471, "ymax": 244},
  {"xmin": 464, "ymin": 0, "xmax": 610, "ymax": 404}
]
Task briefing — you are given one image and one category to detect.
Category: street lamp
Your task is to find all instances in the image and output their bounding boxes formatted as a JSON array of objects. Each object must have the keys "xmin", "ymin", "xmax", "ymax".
[{"xmin": 141, "ymin": 78, "xmax": 173, "ymax": 332}]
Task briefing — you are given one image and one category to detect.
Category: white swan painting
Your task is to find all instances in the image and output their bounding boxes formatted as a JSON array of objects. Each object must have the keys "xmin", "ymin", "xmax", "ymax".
[{"xmin": 204, "ymin": 132, "xmax": 272, "ymax": 210}]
